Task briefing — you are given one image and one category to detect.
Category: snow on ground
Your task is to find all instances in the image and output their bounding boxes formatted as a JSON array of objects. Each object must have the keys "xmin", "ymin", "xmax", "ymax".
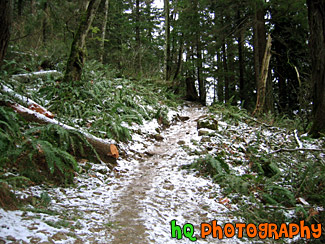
[
  {"xmin": 0, "ymin": 102, "xmax": 323, "ymax": 243},
  {"xmin": 0, "ymin": 103, "xmax": 241, "ymax": 243}
]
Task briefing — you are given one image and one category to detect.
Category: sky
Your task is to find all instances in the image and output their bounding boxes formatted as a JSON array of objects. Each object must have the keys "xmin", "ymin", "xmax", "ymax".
[{"xmin": 153, "ymin": 0, "xmax": 164, "ymax": 8}]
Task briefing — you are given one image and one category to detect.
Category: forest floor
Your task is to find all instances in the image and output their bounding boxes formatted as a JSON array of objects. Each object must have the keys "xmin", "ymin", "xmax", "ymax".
[
  {"xmin": 0, "ymin": 102, "xmax": 244, "ymax": 243},
  {"xmin": 1, "ymin": 72, "xmax": 324, "ymax": 243}
]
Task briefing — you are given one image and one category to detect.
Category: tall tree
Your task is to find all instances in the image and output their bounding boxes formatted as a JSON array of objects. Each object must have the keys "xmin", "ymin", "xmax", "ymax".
[
  {"xmin": 164, "ymin": 0, "xmax": 171, "ymax": 81},
  {"xmin": 270, "ymin": 0, "xmax": 308, "ymax": 115},
  {"xmin": 100, "ymin": 0, "xmax": 109, "ymax": 63},
  {"xmin": 237, "ymin": 10, "xmax": 246, "ymax": 106},
  {"xmin": 17, "ymin": 0, "xmax": 23, "ymax": 16},
  {"xmin": 0, "ymin": 0, "xmax": 12, "ymax": 66},
  {"xmin": 253, "ymin": 34, "xmax": 272, "ymax": 116},
  {"xmin": 42, "ymin": 1, "xmax": 48, "ymax": 44},
  {"xmin": 307, "ymin": 0, "xmax": 325, "ymax": 137},
  {"xmin": 135, "ymin": 0, "xmax": 141, "ymax": 73},
  {"xmin": 253, "ymin": 0, "xmax": 266, "ymax": 88},
  {"xmin": 222, "ymin": 40, "xmax": 229, "ymax": 103},
  {"xmin": 193, "ymin": 0, "xmax": 206, "ymax": 105},
  {"xmin": 64, "ymin": 0, "xmax": 101, "ymax": 83},
  {"xmin": 252, "ymin": 0, "xmax": 274, "ymax": 115}
]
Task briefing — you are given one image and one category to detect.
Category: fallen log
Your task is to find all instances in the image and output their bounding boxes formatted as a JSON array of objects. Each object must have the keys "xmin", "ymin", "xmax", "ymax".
[
  {"xmin": 7, "ymin": 102, "xmax": 118, "ymax": 168},
  {"xmin": 1, "ymin": 82, "xmax": 119, "ymax": 168},
  {"xmin": 2, "ymin": 84, "xmax": 54, "ymax": 118},
  {"xmin": 11, "ymin": 70, "xmax": 62, "ymax": 83}
]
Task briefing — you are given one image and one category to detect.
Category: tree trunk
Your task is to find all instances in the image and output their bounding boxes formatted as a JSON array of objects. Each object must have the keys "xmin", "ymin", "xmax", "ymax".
[
  {"xmin": 216, "ymin": 49, "xmax": 224, "ymax": 103},
  {"xmin": 145, "ymin": 1, "xmax": 153, "ymax": 41},
  {"xmin": 214, "ymin": 7, "xmax": 223, "ymax": 103},
  {"xmin": 237, "ymin": 10, "xmax": 246, "ymax": 107},
  {"xmin": 196, "ymin": 39, "xmax": 206, "ymax": 105},
  {"xmin": 164, "ymin": 0, "xmax": 171, "ymax": 81},
  {"xmin": 173, "ymin": 33, "xmax": 183, "ymax": 82},
  {"xmin": 253, "ymin": 1, "xmax": 266, "ymax": 91},
  {"xmin": 63, "ymin": 0, "xmax": 101, "ymax": 83},
  {"xmin": 31, "ymin": 0, "xmax": 36, "ymax": 15},
  {"xmin": 185, "ymin": 77, "xmax": 199, "ymax": 101},
  {"xmin": 193, "ymin": 0, "xmax": 205, "ymax": 105},
  {"xmin": 0, "ymin": 0, "xmax": 12, "ymax": 67},
  {"xmin": 17, "ymin": 0, "xmax": 23, "ymax": 16},
  {"xmin": 100, "ymin": 0, "xmax": 109, "ymax": 63},
  {"xmin": 228, "ymin": 37, "xmax": 236, "ymax": 105},
  {"xmin": 135, "ymin": 0, "xmax": 141, "ymax": 73},
  {"xmin": 307, "ymin": 0, "xmax": 325, "ymax": 137},
  {"xmin": 42, "ymin": 1, "xmax": 48, "ymax": 44},
  {"xmin": 253, "ymin": 34, "xmax": 272, "ymax": 116},
  {"xmin": 222, "ymin": 42, "xmax": 229, "ymax": 103}
]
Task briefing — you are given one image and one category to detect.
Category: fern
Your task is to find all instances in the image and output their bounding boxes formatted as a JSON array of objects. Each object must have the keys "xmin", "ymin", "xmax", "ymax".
[
  {"xmin": 0, "ymin": 107, "xmax": 23, "ymax": 162},
  {"xmin": 0, "ymin": 108, "xmax": 94, "ymax": 185},
  {"xmin": 14, "ymin": 138, "xmax": 78, "ymax": 185},
  {"xmin": 263, "ymin": 184, "xmax": 296, "ymax": 207}
]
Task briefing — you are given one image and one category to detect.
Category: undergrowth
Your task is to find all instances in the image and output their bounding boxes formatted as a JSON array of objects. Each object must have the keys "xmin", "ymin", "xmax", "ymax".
[
  {"xmin": 2, "ymin": 60, "xmax": 182, "ymax": 142},
  {"xmin": 0, "ymin": 59, "xmax": 183, "ymax": 209},
  {"xmin": 185, "ymin": 103, "xmax": 325, "ymax": 241},
  {"xmin": 0, "ymin": 106, "xmax": 97, "ymax": 187}
]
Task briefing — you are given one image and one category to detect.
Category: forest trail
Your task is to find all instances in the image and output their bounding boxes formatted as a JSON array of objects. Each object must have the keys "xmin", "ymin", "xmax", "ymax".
[
  {"xmin": 0, "ymin": 102, "xmax": 242, "ymax": 243},
  {"xmin": 108, "ymin": 102, "xmax": 240, "ymax": 243}
]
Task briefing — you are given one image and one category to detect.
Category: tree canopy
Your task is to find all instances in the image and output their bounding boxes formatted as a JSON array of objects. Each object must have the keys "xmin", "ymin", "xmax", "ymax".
[{"xmin": 0, "ymin": 0, "xmax": 324, "ymax": 135}]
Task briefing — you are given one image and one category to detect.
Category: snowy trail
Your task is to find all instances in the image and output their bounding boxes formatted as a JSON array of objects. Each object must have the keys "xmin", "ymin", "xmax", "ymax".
[
  {"xmin": 0, "ymin": 103, "xmax": 243, "ymax": 243},
  {"xmin": 108, "ymin": 103, "xmax": 241, "ymax": 243}
]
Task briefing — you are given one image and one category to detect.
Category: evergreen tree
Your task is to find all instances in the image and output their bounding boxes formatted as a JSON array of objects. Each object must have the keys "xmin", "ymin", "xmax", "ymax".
[
  {"xmin": 307, "ymin": 0, "xmax": 325, "ymax": 137},
  {"xmin": 0, "ymin": 0, "xmax": 12, "ymax": 66}
]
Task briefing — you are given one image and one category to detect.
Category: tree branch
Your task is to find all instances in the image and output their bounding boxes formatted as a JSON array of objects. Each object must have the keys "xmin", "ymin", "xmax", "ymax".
[{"xmin": 269, "ymin": 148, "xmax": 324, "ymax": 154}]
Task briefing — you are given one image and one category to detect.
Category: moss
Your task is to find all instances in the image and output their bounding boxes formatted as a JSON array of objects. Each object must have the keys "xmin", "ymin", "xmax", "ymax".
[{"xmin": 0, "ymin": 183, "xmax": 19, "ymax": 210}]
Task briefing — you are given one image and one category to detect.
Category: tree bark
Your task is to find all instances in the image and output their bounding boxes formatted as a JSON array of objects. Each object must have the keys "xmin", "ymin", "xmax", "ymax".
[
  {"xmin": 164, "ymin": 0, "xmax": 171, "ymax": 81},
  {"xmin": 17, "ymin": 0, "xmax": 23, "ymax": 16},
  {"xmin": 135, "ymin": 0, "xmax": 141, "ymax": 73},
  {"xmin": 0, "ymin": 0, "xmax": 12, "ymax": 66},
  {"xmin": 193, "ymin": 0, "xmax": 206, "ymax": 105},
  {"xmin": 227, "ymin": 37, "xmax": 236, "ymax": 105},
  {"xmin": 42, "ymin": 1, "xmax": 48, "ymax": 44},
  {"xmin": 253, "ymin": 34, "xmax": 272, "ymax": 116},
  {"xmin": 237, "ymin": 10, "xmax": 246, "ymax": 107},
  {"xmin": 100, "ymin": 0, "xmax": 109, "ymax": 63},
  {"xmin": 307, "ymin": 0, "xmax": 325, "ymax": 137},
  {"xmin": 222, "ymin": 42, "xmax": 229, "ymax": 103},
  {"xmin": 196, "ymin": 39, "xmax": 206, "ymax": 105},
  {"xmin": 216, "ymin": 49, "xmax": 224, "ymax": 103},
  {"xmin": 173, "ymin": 33, "xmax": 183, "ymax": 82},
  {"xmin": 253, "ymin": 1, "xmax": 266, "ymax": 93},
  {"xmin": 63, "ymin": 0, "xmax": 101, "ymax": 83},
  {"xmin": 185, "ymin": 77, "xmax": 199, "ymax": 101}
]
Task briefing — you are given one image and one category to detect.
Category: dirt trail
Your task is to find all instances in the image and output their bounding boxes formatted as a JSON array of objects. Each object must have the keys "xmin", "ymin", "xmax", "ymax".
[
  {"xmin": 109, "ymin": 103, "xmax": 239, "ymax": 243},
  {"xmin": 0, "ymin": 102, "xmax": 241, "ymax": 244}
]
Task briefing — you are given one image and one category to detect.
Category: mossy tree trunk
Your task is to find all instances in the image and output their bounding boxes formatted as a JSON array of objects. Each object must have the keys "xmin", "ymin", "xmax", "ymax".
[
  {"xmin": 63, "ymin": 0, "xmax": 101, "ymax": 83},
  {"xmin": 253, "ymin": 34, "xmax": 272, "ymax": 116}
]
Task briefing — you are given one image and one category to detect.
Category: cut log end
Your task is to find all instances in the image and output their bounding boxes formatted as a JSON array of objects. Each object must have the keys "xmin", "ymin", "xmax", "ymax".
[{"xmin": 108, "ymin": 144, "xmax": 119, "ymax": 159}]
